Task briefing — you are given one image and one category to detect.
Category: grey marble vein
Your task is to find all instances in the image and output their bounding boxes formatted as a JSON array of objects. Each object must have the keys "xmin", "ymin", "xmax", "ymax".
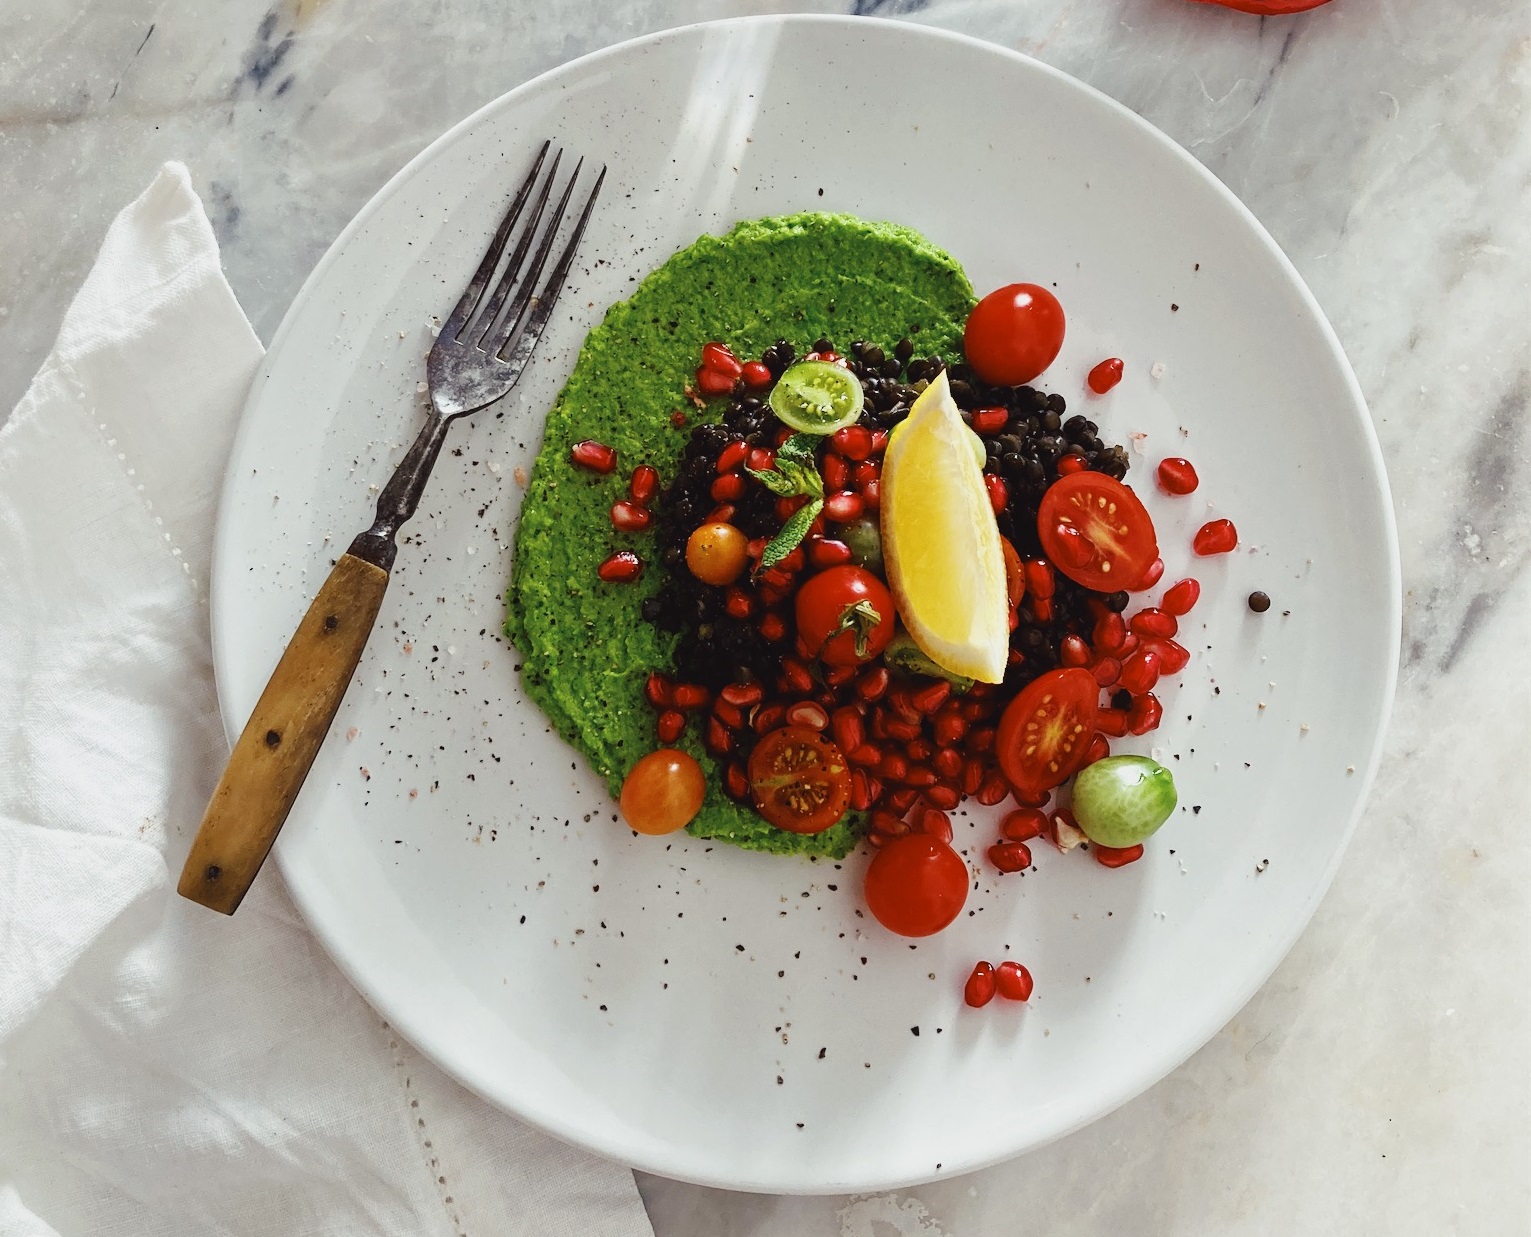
[{"xmin": 3, "ymin": 1, "xmax": 1527, "ymax": 1234}]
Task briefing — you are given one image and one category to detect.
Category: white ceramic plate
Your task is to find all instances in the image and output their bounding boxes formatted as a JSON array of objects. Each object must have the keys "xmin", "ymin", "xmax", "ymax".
[{"xmin": 213, "ymin": 15, "xmax": 1399, "ymax": 1193}]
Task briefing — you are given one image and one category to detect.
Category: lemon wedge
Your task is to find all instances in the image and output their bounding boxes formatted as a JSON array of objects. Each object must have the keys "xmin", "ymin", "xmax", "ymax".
[{"xmin": 881, "ymin": 370, "xmax": 1009, "ymax": 684}]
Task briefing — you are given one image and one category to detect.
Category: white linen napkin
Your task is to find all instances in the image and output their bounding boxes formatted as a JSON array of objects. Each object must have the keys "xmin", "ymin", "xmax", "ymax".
[{"xmin": 0, "ymin": 163, "xmax": 654, "ymax": 1237}]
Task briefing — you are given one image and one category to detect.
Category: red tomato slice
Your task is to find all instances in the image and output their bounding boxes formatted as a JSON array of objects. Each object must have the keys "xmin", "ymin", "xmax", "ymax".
[
  {"xmin": 996, "ymin": 667, "xmax": 1100, "ymax": 796},
  {"xmin": 748, "ymin": 726, "xmax": 852, "ymax": 834},
  {"xmin": 1037, "ymin": 472, "xmax": 1159, "ymax": 592}
]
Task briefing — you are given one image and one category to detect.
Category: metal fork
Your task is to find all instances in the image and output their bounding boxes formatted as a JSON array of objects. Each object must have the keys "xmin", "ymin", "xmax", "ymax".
[{"xmin": 179, "ymin": 141, "xmax": 604, "ymax": 915}]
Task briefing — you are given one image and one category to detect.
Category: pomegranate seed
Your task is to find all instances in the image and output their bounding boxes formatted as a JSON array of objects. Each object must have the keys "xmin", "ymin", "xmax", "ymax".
[
  {"xmin": 758, "ymin": 612, "xmax": 787, "ymax": 641},
  {"xmin": 1093, "ymin": 611, "xmax": 1128, "ymax": 654},
  {"xmin": 1024, "ymin": 559, "xmax": 1055, "ymax": 600},
  {"xmin": 1127, "ymin": 692, "xmax": 1163, "ymax": 736},
  {"xmin": 806, "ymin": 537, "xmax": 853, "ymax": 569},
  {"xmin": 1161, "ymin": 578, "xmax": 1201, "ymax": 616},
  {"xmin": 746, "ymin": 447, "xmax": 775, "ymax": 473},
  {"xmin": 570, "ymin": 439, "xmax": 617, "ymax": 473},
  {"xmin": 822, "ymin": 454, "xmax": 850, "ymax": 492},
  {"xmin": 824, "ymin": 664, "xmax": 858, "ymax": 687},
  {"xmin": 989, "ymin": 841, "xmax": 1032, "ymax": 873},
  {"xmin": 724, "ymin": 761, "xmax": 750, "ymax": 800},
  {"xmin": 705, "ymin": 716, "xmax": 734, "ymax": 754},
  {"xmin": 855, "ymin": 667, "xmax": 890, "ymax": 701},
  {"xmin": 1118, "ymin": 649, "xmax": 1161, "ymax": 696},
  {"xmin": 1001, "ymin": 808, "xmax": 1047, "ymax": 842},
  {"xmin": 628, "ymin": 465, "xmax": 659, "ymax": 504},
  {"xmin": 964, "ymin": 961, "xmax": 997, "ymax": 1008},
  {"xmin": 656, "ymin": 710, "xmax": 685, "ymax": 743},
  {"xmin": 916, "ymin": 807, "xmax": 953, "ymax": 843},
  {"xmin": 753, "ymin": 703, "xmax": 787, "ymax": 734},
  {"xmin": 984, "ymin": 475, "xmax": 1008, "ymax": 515},
  {"xmin": 813, "ymin": 350, "xmax": 842, "ymax": 364},
  {"xmin": 970, "ymin": 406, "xmax": 1009, "ymax": 435},
  {"xmin": 610, "ymin": 499, "xmax": 651, "ymax": 533},
  {"xmin": 711, "ymin": 473, "xmax": 745, "ymax": 502},
  {"xmin": 701, "ymin": 341, "xmax": 742, "ymax": 376},
  {"xmin": 1194, "ymin": 518, "xmax": 1238, "ymax": 556},
  {"xmin": 644, "ymin": 673, "xmax": 674, "ymax": 709},
  {"xmin": 885, "ymin": 787, "xmax": 919, "ymax": 814},
  {"xmin": 878, "ymin": 752, "xmax": 909, "ymax": 782},
  {"xmin": 1134, "ymin": 556, "xmax": 1166, "ymax": 591},
  {"xmin": 777, "ymin": 547, "xmax": 805, "ymax": 574},
  {"xmin": 720, "ymin": 682, "xmax": 763, "ymax": 708},
  {"xmin": 713, "ymin": 698, "xmax": 745, "ymax": 730},
  {"xmin": 713, "ymin": 440, "xmax": 748, "ymax": 473},
  {"xmin": 852, "ymin": 460, "xmax": 880, "ymax": 489},
  {"xmin": 1156, "ymin": 456, "xmax": 1199, "ymax": 495},
  {"xmin": 975, "ymin": 772, "xmax": 1010, "ymax": 806},
  {"xmin": 1031, "ymin": 597, "xmax": 1054, "ymax": 623},
  {"xmin": 1057, "ymin": 453, "xmax": 1088, "ymax": 476},
  {"xmin": 911, "ymin": 680, "xmax": 952, "ymax": 715},
  {"xmin": 1094, "ymin": 842, "xmax": 1144, "ymax": 869},
  {"xmin": 1084, "ymin": 732, "xmax": 1111, "ymax": 765},
  {"xmin": 1150, "ymin": 638, "xmax": 1191, "ymax": 675},
  {"xmin": 905, "ymin": 737, "xmax": 934, "ymax": 763},
  {"xmin": 885, "ymin": 718, "xmax": 921, "ymax": 743},
  {"xmin": 959, "ymin": 698, "xmax": 989, "ymax": 722},
  {"xmin": 1010, "ymin": 783, "xmax": 1051, "ymax": 808},
  {"xmin": 670, "ymin": 410, "xmax": 688, "ymax": 428},
  {"xmin": 866, "ymin": 833, "xmax": 887, "ymax": 848},
  {"xmin": 741, "ymin": 360, "xmax": 773, "ymax": 389},
  {"xmin": 774, "ymin": 495, "xmax": 805, "ymax": 523},
  {"xmin": 869, "ymin": 807, "xmax": 907, "ymax": 836},
  {"xmin": 870, "ymin": 429, "xmax": 889, "ymax": 455},
  {"xmin": 784, "ymin": 700, "xmax": 829, "ymax": 731},
  {"xmin": 1048, "ymin": 808, "xmax": 1085, "ymax": 851},
  {"xmin": 823, "ymin": 490, "xmax": 865, "ymax": 522},
  {"xmin": 1060, "ymin": 634, "xmax": 1091, "ymax": 667},
  {"xmin": 932, "ymin": 747, "xmax": 964, "ymax": 779},
  {"xmin": 887, "ymin": 686, "xmax": 921, "ymax": 724},
  {"xmin": 861, "ymin": 478, "xmax": 881, "ymax": 509},
  {"xmin": 864, "ymin": 774, "xmax": 885, "ymax": 804},
  {"xmin": 849, "ymin": 769, "xmax": 874, "ymax": 811},
  {"xmin": 1118, "ymin": 632, "xmax": 1140, "ymax": 659},
  {"xmin": 831, "ymin": 425, "xmax": 873, "ymax": 461},
  {"xmin": 1130, "ymin": 609, "xmax": 1177, "ymax": 639},
  {"xmin": 1050, "ymin": 522, "xmax": 1094, "ymax": 569},
  {"xmin": 597, "ymin": 551, "xmax": 642, "ymax": 582},
  {"xmin": 774, "ymin": 426, "xmax": 794, "ymax": 447},
  {"xmin": 1097, "ymin": 708, "xmax": 1129, "ymax": 737},
  {"xmin": 960, "ymin": 758, "xmax": 985, "ymax": 796},
  {"xmin": 672, "ymin": 683, "xmax": 710, "ymax": 710},
  {"xmin": 994, "ymin": 960, "xmax": 1034, "ymax": 1001},
  {"xmin": 695, "ymin": 366, "xmax": 737, "ymax": 397},
  {"xmin": 831, "ymin": 707, "xmax": 865, "ymax": 753},
  {"xmin": 849, "ymin": 743, "xmax": 882, "ymax": 768},
  {"xmin": 1091, "ymin": 656, "xmax": 1122, "ymax": 688},
  {"xmin": 924, "ymin": 783, "xmax": 961, "ymax": 811},
  {"xmin": 707, "ymin": 504, "xmax": 737, "ymax": 524},
  {"xmin": 781, "ymin": 657, "xmax": 814, "ymax": 695},
  {"xmin": 1088, "ymin": 357, "xmax": 1124, "ymax": 394},
  {"xmin": 967, "ymin": 727, "xmax": 996, "ymax": 755},
  {"xmin": 933, "ymin": 711, "xmax": 968, "ymax": 747}
]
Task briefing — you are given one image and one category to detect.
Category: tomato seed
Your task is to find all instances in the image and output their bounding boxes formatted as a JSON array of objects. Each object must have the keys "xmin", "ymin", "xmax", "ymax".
[
  {"xmin": 1087, "ymin": 357, "xmax": 1124, "ymax": 395},
  {"xmin": 1094, "ymin": 842, "xmax": 1144, "ymax": 869},
  {"xmin": 994, "ymin": 960, "xmax": 1034, "ymax": 1001},
  {"xmin": 1156, "ymin": 456, "xmax": 1199, "ymax": 495},
  {"xmin": 964, "ymin": 961, "xmax": 997, "ymax": 1008},
  {"xmin": 597, "ymin": 551, "xmax": 642, "ymax": 582},
  {"xmin": 1194, "ymin": 518, "xmax": 1238, "ymax": 556},
  {"xmin": 989, "ymin": 841, "xmax": 1032, "ymax": 873},
  {"xmin": 656, "ymin": 710, "xmax": 685, "ymax": 743},
  {"xmin": 1161, "ymin": 577, "xmax": 1201, "ymax": 616},
  {"xmin": 570, "ymin": 439, "xmax": 617, "ymax": 473}
]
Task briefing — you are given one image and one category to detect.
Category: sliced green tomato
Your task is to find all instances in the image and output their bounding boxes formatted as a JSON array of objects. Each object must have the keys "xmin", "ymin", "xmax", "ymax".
[
  {"xmin": 769, "ymin": 360, "xmax": 865, "ymax": 434},
  {"xmin": 1071, "ymin": 755, "xmax": 1177, "ymax": 848}
]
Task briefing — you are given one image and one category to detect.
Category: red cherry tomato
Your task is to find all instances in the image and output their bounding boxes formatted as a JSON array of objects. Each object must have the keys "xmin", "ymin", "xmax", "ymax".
[
  {"xmin": 963, "ymin": 284, "xmax": 1066, "ymax": 387},
  {"xmin": 794, "ymin": 565, "xmax": 895, "ymax": 666},
  {"xmin": 996, "ymin": 667, "xmax": 1099, "ymax": 796},
  {"xmin": 1037, "ymin": 472, "xmax": 1160, "ymax": 592},
  {"xmin": 1189, "ymin": 0, "xmax": 1331, "ymax": 13},
  {"xmin": 747, "ymin": 726, "xmax": 851, "ymax": 834},
  {"xmin": 863, "ymin": 833, "xmax": 970, "ymax": 937}
]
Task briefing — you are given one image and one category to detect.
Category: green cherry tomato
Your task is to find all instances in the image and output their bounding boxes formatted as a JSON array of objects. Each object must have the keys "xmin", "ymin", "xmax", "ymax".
[{"xmin": 1071, "ymin": 755, "xmax": 1177, "ymax": 848}]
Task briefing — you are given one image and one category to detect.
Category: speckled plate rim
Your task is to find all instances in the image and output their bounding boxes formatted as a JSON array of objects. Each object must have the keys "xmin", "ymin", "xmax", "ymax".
[{"xmin": 212, "ymin": 13, "xmax": 1402, "ymax": 1192}]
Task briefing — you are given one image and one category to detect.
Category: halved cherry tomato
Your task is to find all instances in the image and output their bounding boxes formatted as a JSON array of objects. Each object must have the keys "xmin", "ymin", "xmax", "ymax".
[
  {"xmin": 996, "ymin": 667, "xmax": 1099, "ymax": 796},
  {"xmin": 795, "ymin": 565, "xmax": 895, "ymax": 666},
  {"xmin": 863, "ymin": 833, "xmax": 970, "ymax": 937},
  {"xmin": 1189, "ymin": 0, "xmax": 1331, "ymax": 13},
  {"xmin": 748, "ymin": 726, "xmax": 851, "ymax": 834},
  {"xmin": 963, "ymin": 284, "xmax": 1066, "ymax": 387},
  {"xmin": 1037, "ymin": 472, "xmax": 1159, "ymax": 592},
  {"xmin": 620, "ymin": 749, "xmax": 707, "ymax": 835}
]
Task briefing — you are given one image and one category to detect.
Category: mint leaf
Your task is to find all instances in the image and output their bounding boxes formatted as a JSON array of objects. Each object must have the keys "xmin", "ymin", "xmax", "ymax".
[
  {"xmin": 776, "ymin": 433, "xmax": 818, "ymax": 468},
  {"xmin": 746, "ymin": 454, "xmax": 822, "ymax": 500},
  {"xmin": 746, "ymin": 465, "xmax": 799, "ymax": 497},
  {"xmin": 760, "ymin": 499, "xmax": 823, "ymax": 570}
]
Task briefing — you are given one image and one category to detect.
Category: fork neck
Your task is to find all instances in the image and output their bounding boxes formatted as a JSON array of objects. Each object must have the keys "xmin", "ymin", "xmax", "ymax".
[{"xmin": 347, "ymin": 411, "xmax": 454, "ymax": 572}]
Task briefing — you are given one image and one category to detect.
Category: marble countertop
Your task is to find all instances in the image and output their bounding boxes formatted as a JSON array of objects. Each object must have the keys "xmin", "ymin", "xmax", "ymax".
[{"xmin": 5, "ymin": 0, "xmax": 1527, "ymax": 1233}]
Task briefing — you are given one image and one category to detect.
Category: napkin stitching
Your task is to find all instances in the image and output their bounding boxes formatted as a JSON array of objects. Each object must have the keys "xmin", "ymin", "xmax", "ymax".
[{"xmin": 386, "ymin": 1022, "xmax": 470, "ymax": 1237}]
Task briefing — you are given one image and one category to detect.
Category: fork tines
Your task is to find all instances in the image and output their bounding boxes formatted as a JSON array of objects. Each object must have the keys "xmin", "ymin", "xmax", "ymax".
[{"xmin": 445, "ymin": 140, "xmax": 605, "ymax": 364}]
